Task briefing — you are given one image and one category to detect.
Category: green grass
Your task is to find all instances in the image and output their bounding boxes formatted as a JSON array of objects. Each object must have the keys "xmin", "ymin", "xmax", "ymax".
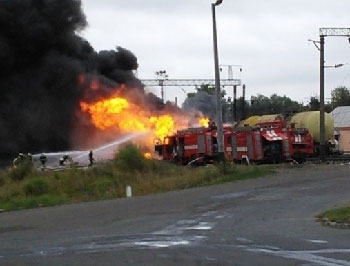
[
  {"xmin": 317, "ymin": 206, "xmax": 350, "ymax": 224},
  {"xmin": 0, "ymin": 144, "xmax": 277, "ymax": 211},
  {"xmin": 0, "ymin": 194, "xmax": 67, "ymax": 211}
]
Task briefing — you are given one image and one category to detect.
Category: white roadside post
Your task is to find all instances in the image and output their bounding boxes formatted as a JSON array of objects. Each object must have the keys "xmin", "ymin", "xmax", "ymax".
[{"xmin": 126, "ymin": 185, "xmax": 132, "ymax": 198}]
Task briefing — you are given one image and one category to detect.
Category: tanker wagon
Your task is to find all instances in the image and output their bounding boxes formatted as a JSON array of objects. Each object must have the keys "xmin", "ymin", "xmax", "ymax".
[{"xmin": 290, "ymin": 111, "xmax": 334, "ymax": 156}]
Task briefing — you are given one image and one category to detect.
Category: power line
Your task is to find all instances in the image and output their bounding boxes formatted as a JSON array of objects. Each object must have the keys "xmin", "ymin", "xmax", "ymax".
[{"xmin": 141, "ymin": 79, "xmax": 241, "ymax": 87}]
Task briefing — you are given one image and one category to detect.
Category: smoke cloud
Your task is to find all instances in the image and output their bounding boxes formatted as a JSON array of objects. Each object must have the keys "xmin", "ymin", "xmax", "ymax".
[{"xmin": 0, "ymin": 0, "xmax": 148, "ymax": 156}]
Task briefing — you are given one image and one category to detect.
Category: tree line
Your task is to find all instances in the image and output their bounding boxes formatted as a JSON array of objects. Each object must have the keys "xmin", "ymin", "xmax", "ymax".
[{"xmin": 182, "ymin": 85, "xmax": 350, "ymax": 122}]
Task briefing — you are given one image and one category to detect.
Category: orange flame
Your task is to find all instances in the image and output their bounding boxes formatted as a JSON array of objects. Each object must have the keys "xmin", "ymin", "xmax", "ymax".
[
  {"xmin": 80, "ymin": 96, "xmax": 176, "ymax": 142},
  {"xmin": 144, "ymin": 152, "xmax": 152, "ymax": 159},
  {"xmin": 149, "ymin": 115, "xmax": 174, "ymax": 142},
  {"xmin": 199, "ymin": 117, "xmax": 210, "ymax": 127},
  {"xmin": 80, "ymin": 97, "xmax": 130, "ymax": 130}
]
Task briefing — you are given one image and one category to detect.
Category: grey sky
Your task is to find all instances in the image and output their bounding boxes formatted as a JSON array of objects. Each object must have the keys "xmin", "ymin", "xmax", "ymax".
[{"xmin": 80, "ymin": 0, "xmax": 350, "ymax": 105}]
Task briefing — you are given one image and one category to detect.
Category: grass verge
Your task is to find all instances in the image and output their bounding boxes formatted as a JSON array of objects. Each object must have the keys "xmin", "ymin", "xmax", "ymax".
[
  {"xmin": 316, "ymin": 206, "xmax": 350, "ymax": 225},
  {"xmin": 0, "ymin": 143, "xmax": 278, "ymax": 211}
]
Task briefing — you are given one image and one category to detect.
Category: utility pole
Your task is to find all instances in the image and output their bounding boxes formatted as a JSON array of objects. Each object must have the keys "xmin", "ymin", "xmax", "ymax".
[
  {"xmin": 242, "ymin": 84, "xmax": 246, "ymax": 120},
  {"xmin": 233, "ymin": 85, "xmax": 237, "ymax": 122},
  {"xmin": 212, "ymin": 0, "xmax": 224, "ymax": 161},
  {"xmin": 317, "ymin": 28, "xmax": 350, "ymax": 161},
  {"xmin": 155, "ymin": 70, "xmax": 168, "ymax": 103},
  {"xmin": 319, "ymin": 35, "xmax": 325, "ymax": 161},
  {"xmin": 220, "ymin": 64, "xmax": 242, "ymax": 123}
]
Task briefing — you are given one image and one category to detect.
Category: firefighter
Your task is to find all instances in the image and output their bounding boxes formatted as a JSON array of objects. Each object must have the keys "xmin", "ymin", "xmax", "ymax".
[
  {"xmin": 88, "ymin": 150, "xmax": 95, "ymax": 166},
  {"xmin": 18, "ymin": 153, "xmax": 24, "ymax": 161},
  {"xmin": 25, "ymin": 153, "xmax": 34, "ymax": 168},
  {"xmin": 59, "ymin": 156, "xmax": 65, "ymax": 166},
  {"xmin": 39, "ymin": 153, "xmax": 47, "ymax": 168},
  {"xmin": 59, "ymin": 154, "xmax": 71, "ymax": 166},
  {"xmin": 12, "ymin": 156, "xmax": 19, "ymax": 168},
  {"xmin": 13, "ymin": 153, "xmax": 24, "ymax": 168},
  {"xmin": 212, "ymin": 140, "xmax": 218, "ymax": 153},
  {"xmin": 26, "ymin": 153, "xmax": 33, "ymax": 162},
  {"xmin": 208, "ymin": 119, "xmax": 216, "ymax": 130}
]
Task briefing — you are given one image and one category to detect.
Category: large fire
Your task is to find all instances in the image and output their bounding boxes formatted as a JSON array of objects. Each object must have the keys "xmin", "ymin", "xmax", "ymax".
[
  {"xmin": 80, "ymin": 95, "xmax": 176, "ymax": 142},
  {"xmin": 78, "ymin": 78, "xmax": 210, "ymax": 154},
  {"xmin": 80, "ymin": 96, "xmax": 130, "ymax": 130}
]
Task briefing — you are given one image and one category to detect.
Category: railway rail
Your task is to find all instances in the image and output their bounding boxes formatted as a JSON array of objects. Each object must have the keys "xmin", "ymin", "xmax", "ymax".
[{"xmin": 306, "ymin": 154, "xmax": 350, "ymax": 164}]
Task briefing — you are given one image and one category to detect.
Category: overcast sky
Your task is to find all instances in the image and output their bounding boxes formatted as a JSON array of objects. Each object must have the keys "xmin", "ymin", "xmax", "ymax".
[{"xmin": 80, "ymin": 0, "xmax": 350, "ymax": 106}]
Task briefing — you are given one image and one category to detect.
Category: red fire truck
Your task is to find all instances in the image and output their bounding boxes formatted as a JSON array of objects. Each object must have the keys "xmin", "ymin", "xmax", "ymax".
[
  {"xmin": 286, "ymin": 126, "xmax": 314, "ymax": 162},
  {"xmin": 228, "ymin": 125, "xmax": 289, "ymax": 164},
  {"xmin": 155, "ymin": 127, "xmax": 215, "ymax": 165},
  {"xmin": 155, "ymin": 125, "xmax": 289, "ymax": 165},
  {"xmin": 254, "ymin": 119, "xmax": 314, "ymax": 162},
  {"xmin": 155, "ymin": 119, "xmax": 315, "ymax": 165}
]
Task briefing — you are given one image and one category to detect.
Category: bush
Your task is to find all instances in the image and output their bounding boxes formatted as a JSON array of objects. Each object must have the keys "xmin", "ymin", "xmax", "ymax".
[
  {"xmin": 114, "ymin": 143, "xmax": 148, "ymax": 172},
  {"xmin": 9, "ymin": 163, "xmax": 33, "ymax": 181},
  {"xmin": 24, "ymin": 177, "xmax": 49, "ymax": 196}
]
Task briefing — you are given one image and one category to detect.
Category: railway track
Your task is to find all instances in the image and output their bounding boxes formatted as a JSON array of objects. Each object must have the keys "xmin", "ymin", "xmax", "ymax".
[{"xmin": 306, "ymin": 154, "xmax": 350, "ymax": 164}]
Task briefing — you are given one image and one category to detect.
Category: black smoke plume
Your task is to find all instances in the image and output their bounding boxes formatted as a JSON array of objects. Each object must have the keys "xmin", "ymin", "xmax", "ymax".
[{"xmin": 0, "ymin": 0, "xmax": 148, "ymax": 157}]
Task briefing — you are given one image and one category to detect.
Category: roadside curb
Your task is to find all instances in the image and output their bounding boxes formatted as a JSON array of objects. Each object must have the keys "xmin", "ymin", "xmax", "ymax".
[{"xmin": 318, "ymin": 217, "xmax": 350, "ymax": 229}]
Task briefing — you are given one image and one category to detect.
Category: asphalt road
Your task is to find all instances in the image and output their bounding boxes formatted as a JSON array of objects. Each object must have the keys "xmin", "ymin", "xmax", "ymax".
[{"xmin": 1, "ymin": 164, "xmax": 350, "ymax": 266}]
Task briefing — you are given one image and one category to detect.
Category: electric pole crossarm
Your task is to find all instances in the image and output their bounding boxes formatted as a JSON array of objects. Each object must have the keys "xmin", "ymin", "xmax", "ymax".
[
  {"xmin": 320, "ymin": 28, "xmax": 350, "ymax": 37},
  {"xmin": 141, "ymin": 79, "xmax": 241, "ymax": 87}
]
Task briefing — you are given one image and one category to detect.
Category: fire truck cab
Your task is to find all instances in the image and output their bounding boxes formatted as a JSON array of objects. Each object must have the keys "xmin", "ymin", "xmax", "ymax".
[
  {"xmin": 287, "ymin": 126, "xmax": 314, "ymax": 162},
  {"xmin": 155, "ymin": 127, "xmax": 217, "ymax": 165},
  {"xmin": 256, "ymin": 120, "xmax": 290, "ymax": 163}
]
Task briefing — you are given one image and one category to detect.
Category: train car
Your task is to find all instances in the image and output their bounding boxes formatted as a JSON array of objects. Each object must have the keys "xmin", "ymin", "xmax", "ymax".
[{"xmin": 290, "ymin": 111, "xmax": 334, "ymax": 145}]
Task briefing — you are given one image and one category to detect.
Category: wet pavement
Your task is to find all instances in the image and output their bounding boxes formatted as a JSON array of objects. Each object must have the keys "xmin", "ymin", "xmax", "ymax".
[{"xmin": 1, "ymin": 164, "xmax": 350, "ymax": 265}]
